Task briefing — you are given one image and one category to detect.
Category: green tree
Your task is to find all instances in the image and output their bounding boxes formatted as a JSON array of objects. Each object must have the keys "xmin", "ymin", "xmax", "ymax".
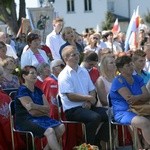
[
  {"xmin": 0, "ymin": 0, "xmax": 26, "ymax": 35},
  {"xmin": 144, "ymin": 9, "xmax": 150, "ymax": 24},
  {"xmin": 101, "ymin": 11, "xmax": 115, "ymax": 30}
]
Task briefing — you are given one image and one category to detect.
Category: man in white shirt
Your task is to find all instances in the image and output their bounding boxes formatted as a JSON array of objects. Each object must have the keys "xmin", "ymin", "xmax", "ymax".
[
  {"xmin": 46, "ymin": 17, "xmax": 65, "ymax": 60},
  {"xmin": 58, "ymin": 45, "xmax": 109, "ymax": 148}
]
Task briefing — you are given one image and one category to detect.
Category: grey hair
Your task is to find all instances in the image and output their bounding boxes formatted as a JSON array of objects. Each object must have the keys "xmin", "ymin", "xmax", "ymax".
[
  {"xmin": 36, "ymin": 62, "xmax": 50, "ymax": 75},
  {"xmin": 50, "ymin": 59, "xmax": 64, "ymax": 72}
]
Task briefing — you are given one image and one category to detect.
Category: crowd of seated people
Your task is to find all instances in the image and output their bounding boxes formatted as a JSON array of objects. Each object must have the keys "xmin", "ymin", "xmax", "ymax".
[{"xmin": 1, "ymin": 16, "xmax": 150, "ymax": 150}]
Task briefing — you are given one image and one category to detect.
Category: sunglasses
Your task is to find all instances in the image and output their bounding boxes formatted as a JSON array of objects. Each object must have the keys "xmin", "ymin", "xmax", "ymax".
[{"xmin": 54, "ymin": 64, "xmax": 65, "ymax": 69}]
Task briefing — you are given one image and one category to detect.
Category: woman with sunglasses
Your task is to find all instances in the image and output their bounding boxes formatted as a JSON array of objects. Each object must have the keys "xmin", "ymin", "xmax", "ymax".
[
  {"xmin": 15, "ymin": 65, "xmax": 65, "ymax": 150},
  {"xmin": 84, "ymin": 33, "xmax": 101, "ymax": 54}
]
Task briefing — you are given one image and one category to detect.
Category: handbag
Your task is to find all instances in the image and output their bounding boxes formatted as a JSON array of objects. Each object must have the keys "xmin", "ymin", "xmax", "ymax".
[{"xmin": 130, "ymin": 101, "xmax": 150, "ymax": 116}]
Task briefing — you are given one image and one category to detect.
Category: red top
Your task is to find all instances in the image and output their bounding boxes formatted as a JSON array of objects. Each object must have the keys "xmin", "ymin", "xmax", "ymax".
[
  {"xmin": 42, "ymin": 76, "xmax": 59, "ymax": 119},
  {"xmin": 88, "ymin": 67, "xmax": 100, "ymax": 84},
  {"xmin": 0, "ymin": 90, "xmax": 26, "ymax": 150}
]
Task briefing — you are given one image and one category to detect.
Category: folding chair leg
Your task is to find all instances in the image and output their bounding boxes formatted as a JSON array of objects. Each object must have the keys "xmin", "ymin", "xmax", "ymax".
[
  {"xmin": 109, "ymin": 122, "xmax": 113, "ymax": 150},
  {"xmin": 122, "ymin": 125, "xmax": 125, "ymax": 146},
  {"xmin": 133, "ymin": 127, "xmax": 138, "ymax": 150},
  {"xmin": 41, "ymin": 139, "xmax": 44, "ymax": 149},
  {"xmin": 26, "ymin": 133, "xmax": 29, "ymax": 150},
  {"xmin": 82, "ymin": 124, "xmax": 87, "ymax": 143},
  {"xmin": 31, "ymin": 134, "xmax": 35, "ymax": 150},
  {"xmin": 11, "ymin": 130, "xmax": 15, "ymax": 150}
]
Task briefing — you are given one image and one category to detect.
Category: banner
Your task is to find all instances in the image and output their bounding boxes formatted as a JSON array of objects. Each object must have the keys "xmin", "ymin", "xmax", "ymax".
[{"xmin": 27, "ymin": 6, "xmax": 54, "ymax": 42}]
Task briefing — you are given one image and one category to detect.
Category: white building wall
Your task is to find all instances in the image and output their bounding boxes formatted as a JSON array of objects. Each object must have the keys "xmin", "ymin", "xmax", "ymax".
[
  {"xmin": 15, "ymin": 0, "xmax": 150, "ymax": 34},
  {"xmin": 114, "ymin": 0, "xmax": 150, "ymax": 18},
  {"xmin": 53, "ymin": 0, "xmax": 107, "ymax": 33}
]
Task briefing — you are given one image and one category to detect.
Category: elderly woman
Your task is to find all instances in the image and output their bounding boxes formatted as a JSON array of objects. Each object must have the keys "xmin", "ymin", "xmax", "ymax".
[
  {"xmin": 20, "ymin": 33, "xmax": 49, "ymax": 69},
  {"xmin": 0, "ymin": 56, "xmax": 20, "ymax": 90},
  {"xmin": 110, "ymin": 55, "xmax": 150, "ymax": 146},
  {"xmin": 35, "ymin": 62, "xmax": 50, "ymax": 90},
  {"xmin": 15, "ymin": 65, "xmax": 65, "ymax": 150}
]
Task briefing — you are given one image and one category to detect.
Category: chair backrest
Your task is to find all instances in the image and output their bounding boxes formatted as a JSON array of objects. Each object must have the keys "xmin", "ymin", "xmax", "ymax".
[
  {"xmin": 9, "ymin": 100, "xmax": 16, "ymax": 150},
  {"xmin": 3, "ymin": 88, "xmax": 18, "ymax": 95},
  {"xmin": 107, "ymin": 94, "xmax": 112, "ymax": 107},
  {"xmin": 9, "ymin": 91, "xmax": 17, "ymax": 100},
  {"xmin": 56, "ymin": 95, "xmax": 63, "ymax": 121},
  {"xmin": 9, "ymin": 100, "xmax": 15, "ymax": 129},
  {"xmin": 107, "ymin": 94, "xmax": 115, "ymax": 122}
]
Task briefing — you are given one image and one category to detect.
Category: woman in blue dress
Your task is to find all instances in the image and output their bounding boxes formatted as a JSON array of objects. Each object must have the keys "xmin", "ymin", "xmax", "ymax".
[
  {"xmin": 15, "ymin": 65, "xmax": 65, "ymax": 150},
  {"xmin": 110, "ymin": 55, "xmax": 150, "ymax": 146}
]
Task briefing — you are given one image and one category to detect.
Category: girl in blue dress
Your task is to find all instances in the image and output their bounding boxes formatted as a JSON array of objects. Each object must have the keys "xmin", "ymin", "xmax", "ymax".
[{"xmin": 15, "ymin": 65, "xmax": 65, "ymax": 150}]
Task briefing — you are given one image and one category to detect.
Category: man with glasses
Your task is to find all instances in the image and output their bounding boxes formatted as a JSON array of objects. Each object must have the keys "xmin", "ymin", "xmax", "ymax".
[{"xmin": 58, "ymin": 45, "xmax": 109, "ymax": 149}]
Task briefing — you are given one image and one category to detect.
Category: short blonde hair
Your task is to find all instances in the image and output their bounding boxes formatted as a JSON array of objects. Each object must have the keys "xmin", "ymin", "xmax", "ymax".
[
  {"xmin": 62, "ymin": 45, "xmax": 76, "ymax": 61},
  {"xmin": 53, "ymin": 17, "xmax": 64, "ymax": 25}
]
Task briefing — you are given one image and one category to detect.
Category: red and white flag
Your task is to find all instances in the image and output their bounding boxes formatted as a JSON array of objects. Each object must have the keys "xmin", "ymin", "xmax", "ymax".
[
  {"xmin": 128, "ymin": 6, "xmax": 140, "ymax": 49},
  {"xmin": 112, "ymin": 18, "xmax": 120, "ymax": 34}
]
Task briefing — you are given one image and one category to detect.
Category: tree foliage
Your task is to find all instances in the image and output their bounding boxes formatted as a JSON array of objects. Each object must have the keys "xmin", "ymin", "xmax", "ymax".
[
  {"xmin": 0, "ymin": 0, "xmax": 26, "ymax": 35},
  {"xmin": 144, "ymin": 9, "xmax": 150, "ymax": 24},
  {"xmin": 101, "ymin": 11, "xmax": 115, "ymax": 30}
]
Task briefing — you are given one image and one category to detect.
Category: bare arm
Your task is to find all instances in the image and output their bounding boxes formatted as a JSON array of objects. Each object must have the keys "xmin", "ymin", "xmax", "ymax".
[
  {"xmin": 19, "ymin": 94, "xmax": 50, "ymax": 117},
  {"xmin": 95, "ymin": 77, "xmax": 108, "ymax": 106},
  {"xmin": 118, "ymin": 85, "xmax": 150, "ymax": 105}
]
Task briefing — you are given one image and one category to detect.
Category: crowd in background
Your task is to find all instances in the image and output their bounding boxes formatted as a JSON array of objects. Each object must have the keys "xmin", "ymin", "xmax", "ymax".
[{"xmin": 0, "ymin": 16, "xmax": 150, "ymax": 150}]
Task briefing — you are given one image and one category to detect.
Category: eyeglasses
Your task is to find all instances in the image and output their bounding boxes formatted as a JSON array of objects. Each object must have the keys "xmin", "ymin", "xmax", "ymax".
[
  {"xmin": 69, "ymin": 52, "xmax": 80, "ymax": 57},
  {"xmin": 28, "ymin": 71, "xmax": 37, "ymax": 75},
  {"xmin": 54, "ymin": 64, "xmax": 65, "ymax": 69}
]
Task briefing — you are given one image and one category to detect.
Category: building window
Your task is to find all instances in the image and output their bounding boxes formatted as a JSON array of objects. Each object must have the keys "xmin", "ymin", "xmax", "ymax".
[
  {"xmin": 84, "ymin": 0, "xmax": 92, "ymax": 12},
  {"xmin": 67, "ymin": 0, "xmax": 75, "ymax": 12}
]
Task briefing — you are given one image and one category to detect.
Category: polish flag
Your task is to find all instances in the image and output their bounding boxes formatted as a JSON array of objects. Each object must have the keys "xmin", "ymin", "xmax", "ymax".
[
  {"xmin": 125, "ymin": 6, "xmax": 140, "ymax": 51},
  {"xmin": 128, "ymin": 6, "xmax": 140, "ymax": 50},
  {"xmin": 112, "ymin": 18, "xmax": 120, "ymax": 34}
]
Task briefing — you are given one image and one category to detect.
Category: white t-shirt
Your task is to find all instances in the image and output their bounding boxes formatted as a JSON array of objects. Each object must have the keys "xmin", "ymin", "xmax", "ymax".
[
  {"xmin": 6, "ymin": 44, "xmax": 18, "ymax": 59},
  {"xmin": 46, "ymin": 30, "xmax": 65, "ymax": 60}
]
